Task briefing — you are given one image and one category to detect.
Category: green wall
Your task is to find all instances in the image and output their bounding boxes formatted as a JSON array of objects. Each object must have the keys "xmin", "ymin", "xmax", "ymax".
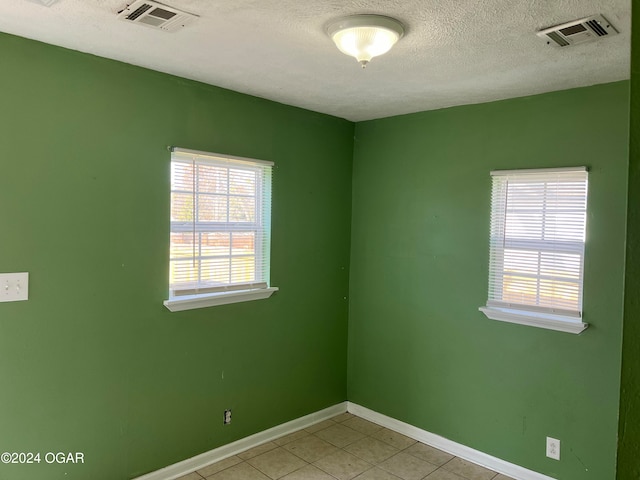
[
  {"xmin": 617, "ymin": 4, "xmax": 640, "ymax": 479},
  {"xmin": 0, "ymin": 33, "xmax": 353, "ymax": 480},
  {"xmin": 348, "ymin": 82, "xmax": 629, "ymax": 480}
]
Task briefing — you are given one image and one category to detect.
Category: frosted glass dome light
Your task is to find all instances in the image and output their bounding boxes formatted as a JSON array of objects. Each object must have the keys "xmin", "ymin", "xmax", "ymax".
[{"xmin": 327, "ymin": 15, "xmax": 405, "ymax": 68}]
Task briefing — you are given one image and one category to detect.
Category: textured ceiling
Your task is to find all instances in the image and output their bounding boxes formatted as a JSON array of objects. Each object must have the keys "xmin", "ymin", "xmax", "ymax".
[{"xmin": 0, "ymin": 0, "xmax": 631, "ymax": 121}]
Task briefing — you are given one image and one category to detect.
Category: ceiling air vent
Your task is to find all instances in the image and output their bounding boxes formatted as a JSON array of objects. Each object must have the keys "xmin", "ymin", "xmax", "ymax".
[
  {"xmin": 117, "ymin": 0, "xmax": 198, "ymax": 32},
  {"xmin": 537, "ymin": 15, "xmax": 618, "ymax": 47}
]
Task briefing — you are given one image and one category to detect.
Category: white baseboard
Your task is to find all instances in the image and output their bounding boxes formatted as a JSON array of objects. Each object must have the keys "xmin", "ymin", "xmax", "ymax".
[
  {"xmin": 133, "ymin": 402, "xmax": 348, "ymax": 480},
  {"xmin": 347, "ymin": 402, "xmax": 556, "ymax": 480}
]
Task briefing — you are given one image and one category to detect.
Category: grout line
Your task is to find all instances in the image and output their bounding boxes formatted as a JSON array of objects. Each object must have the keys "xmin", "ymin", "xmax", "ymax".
[{"xmin": 189, "ymin": 414, "xmax": 503, "ymax": 480}]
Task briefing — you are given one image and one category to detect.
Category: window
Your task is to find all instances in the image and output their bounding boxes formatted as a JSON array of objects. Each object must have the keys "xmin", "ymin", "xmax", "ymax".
[
  {"xmin": 163, "ymin": 148, "xmax": 277, "ymax": 312},
  {"xmin": 479, "ymin": 167, "xmax": 589, "ymax": 334}
]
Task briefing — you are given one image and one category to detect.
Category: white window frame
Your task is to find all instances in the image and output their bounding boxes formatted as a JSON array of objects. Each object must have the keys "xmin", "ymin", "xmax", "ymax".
[
  {"xmin": 479, "ymin": 167, "xmax": 589, "ymax": 334},
  {"xmin": 164, "ymin": 147, "xmax": 277, "ymax": 312}
]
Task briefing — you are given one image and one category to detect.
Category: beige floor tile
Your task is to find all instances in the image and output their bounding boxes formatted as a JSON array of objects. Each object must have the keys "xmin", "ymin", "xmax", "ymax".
[
  {"xmin": 332, "ymin": 412, "xmax": 356, "ymax": 423},
  {"xmin": 176, "ymin": 473, "xmax": 204, "ymax": 480},
  {"xmin": 275, "ymin": 429, "xmax": 311, "ymax": 446},
  {"xmin": 280, "ymin": 464, "xmax": 337, "ymax": 480},
  {"xmin": 441, "ymin": 458, "xmax": 497, "ymax": 480},
  {"xmin": 284, "ymin": 433, "xmax": 339, "ymax": 462},
  {"xmin": 197, "ymin": 456, "xmax": 243, "ymax": 477},
  {"xmin": 341, "ymin": 417, "xmax": 384, "ymax": 436},
  {"xmin": 305, "ymin": 419, "xmax": 337, "ymax": 433},
  {"xmin": 239, "ymin": 442, "xmax": 279, "ymax": 460},
  {"xmin": 377, "ymin": 452, "xmax": 438, "ymax": 480},
  {"xmin": 344, "ymin": 436, "xmax": 399, "ymax": 464},
  {"xmin": 315, "ymin": 423, "xmax": 366, "ymax": 448},
  {"xmin": 182, "ymin": 414, "xmax": 512, "ymax": 480},
  {"xmin": 314, "ymin": 450, "xmax": 373, "ymax": 480},
  {"xmin": 423, "ymin": 469, "xmax": 468, "ymax": 480},
  {"xmin": 353, "ymin": 467, "xmax": 403, "ymax": 479},
  {"xmin": 207, "ymin": 462, "xmax": 271, "ymax": 480},
  {"xmin": 247, "ymin": 447, "xmax": 308, "ymax": 479},
  {"xmin": 404, "ymin": 443, "xmax": 454, "ymax": 466},
  {"xmin": 371, "ymin": 428, "xmax": 417, "ymax": 450}
]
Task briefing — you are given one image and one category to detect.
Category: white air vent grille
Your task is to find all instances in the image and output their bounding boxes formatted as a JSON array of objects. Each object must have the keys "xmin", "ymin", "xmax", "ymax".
[
  {"xmin": 537, "ymin": 15, "xmax": 618, "ymax": 47},
  {"xmin": 117, "ymin": 0, "xmax": 198, "ymax": 32}
]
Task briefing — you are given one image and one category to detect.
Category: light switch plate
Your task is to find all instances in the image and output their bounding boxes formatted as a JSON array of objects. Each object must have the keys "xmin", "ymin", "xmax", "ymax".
[{"xmin": 0, "ymin": 272, "xmax": 29, "ymax": 302}]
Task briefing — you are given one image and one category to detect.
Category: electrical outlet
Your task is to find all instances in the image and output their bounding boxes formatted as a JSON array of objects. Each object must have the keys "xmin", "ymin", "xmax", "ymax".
[
  {"xmin": 546, "ymin": 437, "xmax": 560, "ymax": 460},
  {"xmin": 223, "ymin": 409, "xmax": 232, "ymax": 425}
]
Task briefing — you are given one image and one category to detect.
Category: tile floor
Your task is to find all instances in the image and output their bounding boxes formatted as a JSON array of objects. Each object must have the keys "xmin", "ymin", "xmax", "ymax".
[{"xmin": 177, "ymin": 413, "xmax": 515, "ymax": 480}]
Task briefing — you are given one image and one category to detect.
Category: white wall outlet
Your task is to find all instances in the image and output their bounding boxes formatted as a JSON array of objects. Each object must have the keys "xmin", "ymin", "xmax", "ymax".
[
  {"xmin": 0, "ymin": 272, "xmax": 29, "ymax": 302},
  {"xmin": 223, "ymin": 409, "xmax": 232, "ymax": 425},
  {"xmin": 546, "ymin": 436, "xmax": 560, "ymax": 460}
]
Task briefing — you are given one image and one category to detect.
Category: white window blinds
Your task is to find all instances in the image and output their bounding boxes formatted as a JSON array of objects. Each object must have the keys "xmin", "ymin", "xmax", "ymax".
[
  {"xmin": 486, "ymin": 167, "xmax": 588, "ymax": 318},
  {"xmin": 169, "ymin": 148, "xmax": 273, "ymax": 298}
]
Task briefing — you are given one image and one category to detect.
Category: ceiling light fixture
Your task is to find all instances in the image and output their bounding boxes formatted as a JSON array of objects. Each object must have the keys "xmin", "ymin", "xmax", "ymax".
[{"xmin": 326, "ymin": 14, "xmax": 405, "ymax": 68}]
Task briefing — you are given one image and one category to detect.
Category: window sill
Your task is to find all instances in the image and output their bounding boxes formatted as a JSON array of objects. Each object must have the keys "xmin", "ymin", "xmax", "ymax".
[
  {"xmin": 164, "ymin": 287, "xmax": 279, "ymax": 312},
  {"xmin": 479, "ymin": 306, "xmax": 588, "ymax": 334}
]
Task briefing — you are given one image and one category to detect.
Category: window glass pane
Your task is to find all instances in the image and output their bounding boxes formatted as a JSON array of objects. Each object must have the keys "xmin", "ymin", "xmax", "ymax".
[
  {"xmin": 539, "ymin": 252, "xmax": 581, "ymax": 280},
  {"xmin": 171, "ymin": 193, "xmax": 194, "ymax": 221},
  {"xmin": 504, "ymin": 211, "xmax": 543, "ymax": 239},
  {"xmin": 170, "ymin": 258, "xmax": 199, "ymax": 286},
  {"xmin": 198, "ymin": 165, "xmax": 228, "ymax": 194},
  {"xmin": 538, "ymin": 279, "xmax": 580, "ymax": 309},
  {"xmin": 230, "ymin": 168, "xmax": 256, "ymax": 195},
  {"xmin": 501, "ymin": 274, "xmax": 538, "ymax": 305},
  {"xmin": 230, "ymin": 256, "xmax": 255, "ymax": 284},
  {"xmin": 231, "ymin": 232, "xmax": 255, "ymax": 256},
  {"xmin": 503, "ymin": 249, "xmax": 539, "ymax": 275},
  {"xmin": 170, "ymin": 232, "xmax": 194, "ymax": 259},
  {"xmin": 201, "ymin": 232, "xmax": 231, "ymax": 257},
  {"xmin": 229, "ymin": 196, "xmax": 256, "ymax": 222},
  {"xmin": 198, "ymin": 194, "xmax": 228, "ymax": 222},
  {"xmin": 201, "ymin": 257, "xmax": 231, "ymax": 284},
  {"xmin": 543, "ymin": 212, "xmax": 587, "ymax": 241},
  {"xmin": 171, "ymin": 162, "xmax": 193, "ymax": 191}
]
